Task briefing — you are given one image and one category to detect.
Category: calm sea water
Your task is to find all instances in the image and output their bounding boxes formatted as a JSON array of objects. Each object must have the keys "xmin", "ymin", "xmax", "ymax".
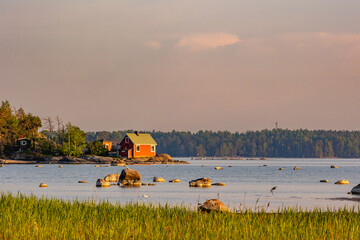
[{"xmin": 1, "ymin": 158, "xmax": 360, "ymax": 211}]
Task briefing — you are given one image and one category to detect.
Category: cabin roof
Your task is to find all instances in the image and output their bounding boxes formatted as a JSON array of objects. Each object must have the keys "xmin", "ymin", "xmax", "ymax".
[{"xmin": 126, "ymin": 133, "xmax": 157, "ymax": 145}]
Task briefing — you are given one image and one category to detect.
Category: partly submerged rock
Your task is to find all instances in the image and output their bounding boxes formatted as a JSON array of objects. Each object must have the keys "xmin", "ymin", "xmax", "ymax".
[
  {"xmin": 141, "ymin": 182, "xmax": 147, "ymax": 185},
  {"xmin": 148, "ymin": 183, "xmax": 156, "ymax": 186},
  {"xmin": 293, "ymin": 166, "xmax": 301, "ymax": 170},
  {"xmin": 36, "ymin": 165, "xmax": 43, "ymax": 168},
  {"xmin": 78, "ymin": 180, "xmax": 88, "ymax": 183},
  {"xmin": 96, "ymin": 179, "xmax": 110, "ymax": 187},
  {"xmin": 39, "ymin": 183, "xmax": 48, "ymax": 187},
  {"xmin": 153, "ymin": 177, "xmax": 166, "ymax": 182},
  {"xmin": 320, "ymin": 179, "xmax": 329, "ymax": 183},
  {"xmin": 279, "ymin": 168, "xmax": 284, "ymax": 170},
  {"xmin": 199, "ymin": 199, "xmax": 230, "ymax": 213},
  {"xmin": 351, "ymin": 184, "xmax": 360, "ymax": 194},
  {"xmin": 215, "ymin": 167, "xmax": 223, "ymax": 170},
  {"xmin": 189, "ymin": 178, "xmax": 211, "ymax": 187},
  {"xmin": 104, "ymin": 173, "xmax": 121, "ymax": 182},
  {"xmin": 118, "ymin": 168, "xmax": 141, "ymax": 187},
  {"xmin": 58, "ymin": 165, "xmax": 63, "ymax": 168},
  {"xmin": 331, "ymin": 165, "xmax": 338, "ymax": 169},
  {"xmin": 212, "ymin": 182, "xmax": 226, "ymax": 186},
  {"xmin": 169, "ymin": 179, "xmax": 180, "ymax": 183},
  {"xmin": 335, "ymin": 179, "xmax": 349, "ymax": 185}
]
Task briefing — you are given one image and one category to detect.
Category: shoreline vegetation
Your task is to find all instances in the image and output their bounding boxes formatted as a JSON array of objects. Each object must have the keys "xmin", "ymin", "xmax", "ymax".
[
  {"xmin": 0, "ymin": 153, "xmax": 189, "ymax": 165},
  {"xmin": 1, "ymin": 193, "xmax": 360, "ymax": 239}
]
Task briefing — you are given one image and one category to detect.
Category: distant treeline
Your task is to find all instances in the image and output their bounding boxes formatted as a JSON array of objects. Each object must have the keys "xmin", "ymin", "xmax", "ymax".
[{"xmin": 86, "ymin": 129, "xmax": 360, "ymax": 158}]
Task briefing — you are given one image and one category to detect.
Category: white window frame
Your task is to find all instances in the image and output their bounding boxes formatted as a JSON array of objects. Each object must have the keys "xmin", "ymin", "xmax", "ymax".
[
  {"xmin": 136, "ymin": 145, "xmax": 140, "ymax": 152},
  {"xmin": 151, "ymin": 145, "xmax": 155, "ymax": 152},
  {"xmin": 125, "ymin": 137, "xmax": 129, "ymax": 143}
]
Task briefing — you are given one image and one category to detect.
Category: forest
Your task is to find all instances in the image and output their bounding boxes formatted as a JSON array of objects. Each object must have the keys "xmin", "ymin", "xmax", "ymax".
[
  {"xmin": 2, "ymin": 100, "xmax": 360, "ymax": 158},
  {"xmin": 87, "ymin": 129, "xmax": 360, "ymax": 158}
]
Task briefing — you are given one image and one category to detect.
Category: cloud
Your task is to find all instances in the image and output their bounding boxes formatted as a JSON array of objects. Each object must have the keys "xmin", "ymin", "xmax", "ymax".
[
  {"xmin": 145, "ymin": 40, "xmax": 162, "ymax": 51},
  {"xmin": 176, "ymin": 33, "xmax": 241, "ymax": 51}
]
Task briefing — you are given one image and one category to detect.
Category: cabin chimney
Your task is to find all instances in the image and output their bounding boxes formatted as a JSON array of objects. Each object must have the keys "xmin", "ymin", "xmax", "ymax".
[{"xmin": 135, "ymin": 131, "xmax": 139, "ymax": 136}]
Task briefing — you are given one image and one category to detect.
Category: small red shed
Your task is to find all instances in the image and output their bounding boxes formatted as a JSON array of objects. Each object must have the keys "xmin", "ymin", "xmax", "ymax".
[{"xmin": 119, "ymin": 131, "xmax": 157, "ymax": 158}]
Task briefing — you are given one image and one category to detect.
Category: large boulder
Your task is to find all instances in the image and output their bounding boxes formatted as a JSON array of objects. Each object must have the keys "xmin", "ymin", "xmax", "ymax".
[
  {"xmin": 350, "ymin": 184, "xmax": 360, "ymax": 194},
  {"xmin": 199, "ymin": 199, "xmax": 230, "ymax": 213},
  {"xmin": 189, "ymin": 178, "xmax": 211, "ymax": 187},
  {"xmin": 96, "ymin": 179, "xmax": 110, "ymax": 187},
  {"xmin": 104, "ymin": 173, "xmax": 121, "ymax": 182},
  {"xmin": 118, "ymin": 168, "xmax": 141, "ymax": 186}
]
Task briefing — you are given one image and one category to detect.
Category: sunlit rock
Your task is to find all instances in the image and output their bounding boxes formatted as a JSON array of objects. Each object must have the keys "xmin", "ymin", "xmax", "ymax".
[
  {"xmin": 320, "ymin": 179, "xmax": 329, "ymax": 183},
  {"xmin": 153, "ymin": 177, "xmax": 166, "ymax": 182},
  {"xmin": 169, "ymin": 179, "xmax": 181, "ymax": 183},
  {"xmin": 189, "ymin": 178, "xmax": 211, "ymax": 187},
  {"xmin": 335, "ymin": 180, "xmax": 349, "ymax": 185},
  {"xmin": 96, "ymin": 179, "xmax": 110, "ymax": 187},
  {"xmin": 199, "ymin": 199, "xmax": 230, "ymax": 213},
  {"xmin": 39, "ymin": 183, "xmax": 48, "ymax": 187},
  {"xmin": 118, "ymin": 168, "xmax": 141, "ymax": 186},
  {"xmin": 104, "ymin": 173, "xmax": 121, "ymax": 182}
]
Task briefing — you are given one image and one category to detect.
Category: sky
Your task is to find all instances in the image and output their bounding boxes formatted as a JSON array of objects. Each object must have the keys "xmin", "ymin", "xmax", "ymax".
[{"xmin": 1, "ymin": 0, "xmax": 360, "ymax": 132}]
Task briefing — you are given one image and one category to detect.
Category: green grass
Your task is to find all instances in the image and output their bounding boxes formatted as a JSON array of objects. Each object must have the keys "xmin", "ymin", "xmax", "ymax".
[{"xmin": 0, "ymin": 192, "xmax": 359, "ymax": 239}]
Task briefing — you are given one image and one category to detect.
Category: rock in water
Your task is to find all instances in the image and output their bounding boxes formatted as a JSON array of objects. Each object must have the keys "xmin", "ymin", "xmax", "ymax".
[
  {"xmin": 39, "ymin": 183, "xmax": 48, "ymax": 187},
  {"xmin": 58, "ymin": 165, "xmax": 63, "ymax": 168},
  {"xmin": 118, "ymin": 168, "xmax": 141, "ymax": 186},
  {"xmin": 169, "ymin": 179, "xmax": 180, "ymax": 183},
  {"xmin": 215, "ymin": 167, "xmax": 223, "ymax": 170},
  {"xmin": 320, "ymin": 179, "xmax": 329, "ymax": 183},
  {"xmin": 350, "ymin": 184, "xmax": 360, "ymax": 194},
  {"xmin": 153, "ymin": 177, "xmax": 166, "ymax": 182},
  {"xmin": 331, "ymin": 165, "xmax": 338, "ymax": 169},
  {"xmin": 104, "ymin": 173, "xmax": 121, "ymax": 182},
  {"xmin": 212, "ymin": 182, "xmax": 226, "ymax": 186},
  {"xmin": 199, "ymin": 199, "xmax": 230, "ymax": 213},
  {"xmin": 189, "ymin": 178, "xmax": 212, "ymax": 187},
  {"xmin": 96, "ymin": 179, "xmax": 110, "ymax": 187},
  {"xmin": 279, "ymin": 168, "xmax": 284, "ymax": 170},
  {"xmin": 335, "ymin": 180, "xmax": 349, "ymax": 185},
  {"xmin": 78, "ymin": 181, "xmax": 88, "ymax": 183}
]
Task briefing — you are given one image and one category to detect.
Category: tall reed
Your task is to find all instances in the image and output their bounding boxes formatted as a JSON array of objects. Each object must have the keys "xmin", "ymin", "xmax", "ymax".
[{"xmin": 0, "ymin": 192, "xmax": 359, "ymax": 239}]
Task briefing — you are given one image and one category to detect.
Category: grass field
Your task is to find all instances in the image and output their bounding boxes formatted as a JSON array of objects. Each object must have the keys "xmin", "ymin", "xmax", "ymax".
[{"xmin": 0, "ymin": 192, "xmax": 359, "ymax": 239}]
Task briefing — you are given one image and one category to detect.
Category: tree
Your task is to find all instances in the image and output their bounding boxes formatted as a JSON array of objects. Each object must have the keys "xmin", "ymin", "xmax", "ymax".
[
  {"xmin": 62, "ymin": 123, "xmax": 86, "ymax": 157},
  {"xmin": 86, "ymin": 141, "xmax": 109, "ymax": 156}
]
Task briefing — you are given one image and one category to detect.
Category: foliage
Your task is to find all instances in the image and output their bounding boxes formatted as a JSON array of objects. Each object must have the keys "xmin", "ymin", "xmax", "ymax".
[
  {"xmin": 62, "ymin": 123, "xmax": 86, "ymax": 157},
  {"xmin": 87, "ymin": 129, "xmax": 360, "ymax": 158},
  {"xmin": 86, "ymin": 140, "xmax": 109, "ymax": 156},
  {"xmin": 0, "ymin": 100, "xmax": 42, "ymax": 156},
  {"xmin": 1, "ymin": 192, "xmax": 360, "ymax": 239}
]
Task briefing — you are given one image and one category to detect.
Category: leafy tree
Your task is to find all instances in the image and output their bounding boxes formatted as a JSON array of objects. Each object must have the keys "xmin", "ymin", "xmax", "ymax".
[
  {"xmin": 86, "ymin": 141, "xmax": 109, "ymax": 156},
  {"xmin": 62, "ymin": 123, "xmax": 86, "ymax": 157}
]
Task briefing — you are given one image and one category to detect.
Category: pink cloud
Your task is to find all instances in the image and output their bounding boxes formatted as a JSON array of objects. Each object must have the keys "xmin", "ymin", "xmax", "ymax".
[{"xmin": 176, "ymin": 33, "xmax": 241, "ymax": 51}]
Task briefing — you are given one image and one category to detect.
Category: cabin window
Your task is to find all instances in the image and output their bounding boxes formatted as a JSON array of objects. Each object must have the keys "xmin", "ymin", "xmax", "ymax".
[
  {"xmin": 125, "ymin": 137, "xmax": 129, "ymax": 143},
  {"xmin": 151, "ymin": 145, "xmax": 155, "ymax": 152},
  {"xmin": 136, "ymin": 145, "xmax": 140, "ymax": 152},
  {"xmin": 20, "ymin": 140, "xmax": 27, "ymax": 146}
]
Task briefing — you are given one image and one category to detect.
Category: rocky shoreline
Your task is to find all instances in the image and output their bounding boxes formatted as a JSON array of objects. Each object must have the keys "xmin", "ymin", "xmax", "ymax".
[{"xmin": 0, "ymin": 154, "xmax": 189, "ymax": 165}]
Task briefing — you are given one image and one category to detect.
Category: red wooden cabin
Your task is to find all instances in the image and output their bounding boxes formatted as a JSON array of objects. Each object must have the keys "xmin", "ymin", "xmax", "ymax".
[{"xmin": 119, "ymin": 131, "xmax": 157, "ymax": 158}]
